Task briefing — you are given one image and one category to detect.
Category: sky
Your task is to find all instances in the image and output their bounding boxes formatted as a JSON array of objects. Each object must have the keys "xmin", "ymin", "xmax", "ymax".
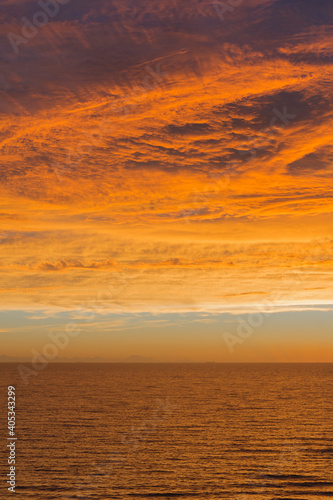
[{"xmin": 0, "ymin": 0, "xmax": 332, "ymax": 362}]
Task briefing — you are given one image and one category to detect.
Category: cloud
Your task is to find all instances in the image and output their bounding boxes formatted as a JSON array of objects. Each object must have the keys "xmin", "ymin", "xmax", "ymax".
[
  {"xmin": 0, "ymin": 230, "xmax": 332, "ymax": 312},
  {"xmin": 0, "ymin": 0, "xmax": 332, "ymax": 313}
]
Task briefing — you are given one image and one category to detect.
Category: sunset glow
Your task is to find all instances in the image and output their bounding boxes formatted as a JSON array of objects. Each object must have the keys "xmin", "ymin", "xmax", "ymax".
[{"xmin": 1, "ymin": 0, "xmax": 332, "ymax": 361}]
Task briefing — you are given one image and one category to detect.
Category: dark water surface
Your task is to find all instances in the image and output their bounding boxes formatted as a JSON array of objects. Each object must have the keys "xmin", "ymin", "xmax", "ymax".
[{"xmin": 0, "ymin": 363, "xmax": 332, "ymax": 499}]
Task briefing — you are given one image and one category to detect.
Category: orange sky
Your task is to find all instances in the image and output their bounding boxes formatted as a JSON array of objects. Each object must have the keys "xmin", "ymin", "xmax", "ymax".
[{"xmin": 0, "ymin": 0, "xmax": 332, "ymax": 360}]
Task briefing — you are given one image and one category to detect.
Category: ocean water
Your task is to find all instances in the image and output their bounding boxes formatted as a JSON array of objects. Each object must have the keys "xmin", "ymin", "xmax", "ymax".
[{"xmin": 0, "ymin": 363, "xmax": 332, "ymax": 499}]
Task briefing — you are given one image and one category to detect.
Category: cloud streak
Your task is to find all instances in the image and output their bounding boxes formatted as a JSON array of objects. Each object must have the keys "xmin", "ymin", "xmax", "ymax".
[{"xmin": 0, "ymin": 0, "xmax": 332, "ymax": 314}]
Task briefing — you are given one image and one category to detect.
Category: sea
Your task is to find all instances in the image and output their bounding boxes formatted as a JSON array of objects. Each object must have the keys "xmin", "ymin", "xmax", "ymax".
[{"xmin": 0, "ymin": 363, "xmax": 332, "ymax": 499}]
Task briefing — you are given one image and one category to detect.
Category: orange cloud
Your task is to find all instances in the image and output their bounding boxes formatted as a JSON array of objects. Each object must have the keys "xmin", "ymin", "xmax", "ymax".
[{"xmin": 0, "ymin": 0, "xmax": 332, "ymax": 316}]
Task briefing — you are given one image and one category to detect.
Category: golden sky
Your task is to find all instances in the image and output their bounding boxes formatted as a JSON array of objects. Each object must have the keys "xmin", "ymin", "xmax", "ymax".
[{"xmin": 0, "ymin": 0, "xmax": 332, "ymax": 360}]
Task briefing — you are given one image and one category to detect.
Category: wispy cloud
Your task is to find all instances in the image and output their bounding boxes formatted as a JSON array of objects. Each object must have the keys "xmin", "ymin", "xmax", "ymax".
[{"xmin": 0, "ymin": 0, "xmax": 332, "ymax": 316}]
